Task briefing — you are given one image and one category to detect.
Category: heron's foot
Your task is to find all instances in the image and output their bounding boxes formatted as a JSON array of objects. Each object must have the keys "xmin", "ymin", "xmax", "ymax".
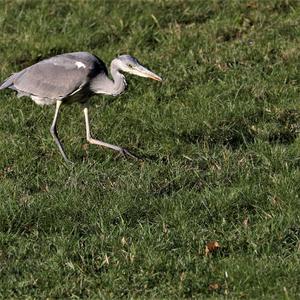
[{"xmin": 119, "ymin": 147, "xmax": 141, "ymax": 161}]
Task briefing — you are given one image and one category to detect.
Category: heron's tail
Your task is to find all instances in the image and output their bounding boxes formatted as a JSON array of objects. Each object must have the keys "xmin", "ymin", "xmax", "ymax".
[{"xmin": 0, "ymin": 73, "xmax": 17, "ymax": 90}]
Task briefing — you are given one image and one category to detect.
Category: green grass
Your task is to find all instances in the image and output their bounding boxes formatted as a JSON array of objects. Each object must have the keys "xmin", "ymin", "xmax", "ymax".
[{"xmin": 1, "ymin": 0, "xmax": 300, "ymax": 298}]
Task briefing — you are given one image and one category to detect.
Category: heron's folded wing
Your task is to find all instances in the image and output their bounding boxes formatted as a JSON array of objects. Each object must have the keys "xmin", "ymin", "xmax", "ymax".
[{"xmin": 13, "ymin": 57, "xmax": 92, "ymax": 99}]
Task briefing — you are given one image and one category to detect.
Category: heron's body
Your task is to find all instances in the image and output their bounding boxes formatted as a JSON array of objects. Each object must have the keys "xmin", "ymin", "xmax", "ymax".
[
  {"xmin": 2, "ymin": 52, "xmax": 124, "ymax": 105},
  {"xmin": 0, "ymin": 52, "xmax": 162, "ymax": 162}
]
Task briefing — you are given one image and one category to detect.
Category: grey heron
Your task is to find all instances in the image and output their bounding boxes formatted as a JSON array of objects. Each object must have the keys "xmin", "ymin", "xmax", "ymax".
[{"xmin": 0, "ymin": 52, "xmax": 162, "ymax": 163}]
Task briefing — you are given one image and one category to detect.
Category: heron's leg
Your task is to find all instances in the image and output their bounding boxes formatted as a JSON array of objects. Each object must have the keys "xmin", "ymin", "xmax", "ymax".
[
  {"xmin": 83, "ymin": 106, "xmax": 138, "ymax": 159},
  {"xmin": 50, "ymin": 100, "xmax": 71, "ymax": 163}
]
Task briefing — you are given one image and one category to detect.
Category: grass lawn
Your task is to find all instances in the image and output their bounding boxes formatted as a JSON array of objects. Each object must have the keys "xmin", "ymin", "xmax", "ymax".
[{"xmin": 1, "ymin": 0, "xmax": 300, "ymax": 298}]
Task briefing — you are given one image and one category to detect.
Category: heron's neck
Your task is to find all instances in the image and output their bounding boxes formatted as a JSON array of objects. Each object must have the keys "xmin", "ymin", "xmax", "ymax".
[
  {"xmin": 90, "ymin": 59, "xmax": 127, "ymax": 96},
  {"xmin": 109, "ymin": 62, "xmax": 127, "ymax": 96}
]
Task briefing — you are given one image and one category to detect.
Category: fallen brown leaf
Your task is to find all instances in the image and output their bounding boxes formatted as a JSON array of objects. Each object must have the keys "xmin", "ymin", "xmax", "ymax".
[
  {"xmin": 209, "ymin": 282, "xmax": 221, "ymax": 291},
  {"xmin": 163, "ymin": 222, "xmax": 169, "ymax": 234},
  {"xmin": 103, "ymin": 254, "xmax": 109, "ymax": 265},
  {"xmin": 246, "ymin": 1, "xmax": 258, "ymax": 9},
  {"xmin": 121, "ymin": 237, "xmax": 127, "ymax": 246},
  {"xmin": 205, "ymin": 241, "xmax": 221, "ymax": 256},
  {"xmin": 180, "ymin": 272, "xmax": 186, "ymax": 282},
  {"xmin": 82, "ymin": 143, "xmax": 89, "ymax": 151},
  {"xmin": 243, "ymin": 217, "xmax": 249, "ymax": 227}
]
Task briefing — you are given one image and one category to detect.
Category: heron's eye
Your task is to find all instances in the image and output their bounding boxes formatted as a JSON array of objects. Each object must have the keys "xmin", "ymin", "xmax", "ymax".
[{"xmin": 128, "ymin": 64, "xmax": 133, "ymax": 68}]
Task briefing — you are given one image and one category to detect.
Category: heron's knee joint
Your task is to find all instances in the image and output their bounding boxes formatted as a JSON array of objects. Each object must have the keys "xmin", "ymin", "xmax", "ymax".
[
  {"xmin": 87, "ymin": 136, "xmax": 93, "ymax": 143},
  {"xmin": 50, "ymin": 126, "xmax": 56, "ymax": 135}
]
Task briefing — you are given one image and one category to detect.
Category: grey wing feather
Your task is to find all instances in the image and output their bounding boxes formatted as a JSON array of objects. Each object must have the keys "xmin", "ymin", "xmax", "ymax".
[
  {"xmin": 14, "ymin": 59, "xmax": 89, "ymax": 99},
  {"xmin": 1, "ymin": 52, "xmax": 107, "ymax": 99},
  {"xmin": 0, "ymin": 72, "xmax": 23, "ymax": 90}
]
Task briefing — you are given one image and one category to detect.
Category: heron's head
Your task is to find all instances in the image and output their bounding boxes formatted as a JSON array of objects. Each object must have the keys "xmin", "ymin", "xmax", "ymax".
[{"xmin": 114, "ymin": 55, "xmax": 162, "ymax": 81}]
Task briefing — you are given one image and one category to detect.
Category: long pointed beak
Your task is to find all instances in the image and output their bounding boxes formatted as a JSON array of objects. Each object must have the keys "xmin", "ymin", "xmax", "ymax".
[
  {"xmin": 134, "ymin": 65, "xmax": 162, "ymax": 82},
  {"xmin": 146, "ymin": 72, "xmax": 163, "ymax": 81}
]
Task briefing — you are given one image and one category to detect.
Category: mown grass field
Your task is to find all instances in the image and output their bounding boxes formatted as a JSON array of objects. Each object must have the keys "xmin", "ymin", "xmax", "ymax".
[{"xmin": 1, "ymin": 0, "xmax": 300, "ymax": 298}]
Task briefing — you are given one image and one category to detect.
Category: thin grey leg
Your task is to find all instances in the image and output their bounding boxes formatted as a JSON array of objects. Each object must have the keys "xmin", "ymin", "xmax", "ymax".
[
  {"xmin": 50, "ymin": 100, "xmax": 71, "ymax": 163},
  {"xmin": 83, "ymin": 106, "xmax": 138, "ymax": 159}
]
